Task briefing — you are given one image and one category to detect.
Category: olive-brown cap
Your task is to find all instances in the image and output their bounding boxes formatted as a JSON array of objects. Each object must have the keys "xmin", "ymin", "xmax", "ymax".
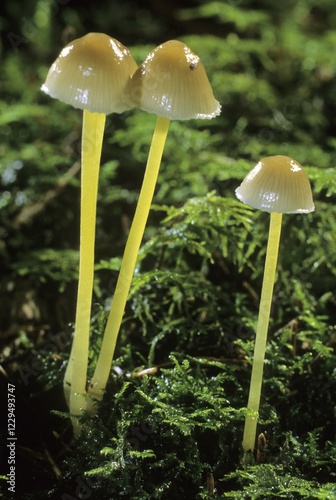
[
  {"xmin": 130, "ymin": 40, "xmax": 221, "ymax": 120},
  {"xmin": 41, "ymin": 33, "xmax": 137, "ymax": 114},
  {"xmin": 235, "ymin": 155, "xmax": 315, "ymax": 214}
]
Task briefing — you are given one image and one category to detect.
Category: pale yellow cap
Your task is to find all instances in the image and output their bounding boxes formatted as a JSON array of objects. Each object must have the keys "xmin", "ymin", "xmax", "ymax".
[
  {"xmin": 235, "ymin": 155, "xmax": 315, "ymax": 214},
  {"xmin": 130, "ymin": 40, "xmax": 221, "ymax": 120},
  {"xmin": 41, "ymin": 33, "xmax": 137, "ymax": 114}
]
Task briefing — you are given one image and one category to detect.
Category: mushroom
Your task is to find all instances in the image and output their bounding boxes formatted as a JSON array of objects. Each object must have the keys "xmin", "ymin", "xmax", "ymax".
[
  {"xmin": 88, "ymin": 40, "xmax": 221, "ymax": 403},
  {"xmin": 235, "ymin": 155, "xmax": 314, "ymax": 453},
  {"xmin": 41, "ymin": 32, "xmax": 137, "ymax": 432}
]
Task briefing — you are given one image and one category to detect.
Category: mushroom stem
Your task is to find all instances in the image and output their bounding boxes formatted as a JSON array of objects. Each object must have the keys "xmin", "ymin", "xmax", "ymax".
[
  {"xmin": 242, "ymin": 212, "xmax": 283, "ymax": 452},
  {"xmin": 88, "ymin": 115, "xmax": 170, "ymax": 404},
  {"xmin": 64, "ymin": 110, "xmax": 106, "ymax": 432}
]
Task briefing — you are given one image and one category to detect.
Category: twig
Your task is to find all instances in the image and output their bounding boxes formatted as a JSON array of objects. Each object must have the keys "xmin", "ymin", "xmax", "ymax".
[{"xmin": 12, "ymin": 161, "xmax": 80, "ymax": 229}]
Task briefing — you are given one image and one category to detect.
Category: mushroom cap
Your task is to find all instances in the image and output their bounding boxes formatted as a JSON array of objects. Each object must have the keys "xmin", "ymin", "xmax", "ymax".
[
  {"xmin": 130, "ymin": 40, "xmax": 221, "ymax": 120},
  {"xmin": 41, "ymin": 33, "xmax": 137, "ymax": 114},
  {"xmin": 235, "ymin": 155, "xmax": 315, "ymax": 214}
]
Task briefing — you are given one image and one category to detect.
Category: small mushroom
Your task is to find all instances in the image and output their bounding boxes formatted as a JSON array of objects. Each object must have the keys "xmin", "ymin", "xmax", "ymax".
[
  {"xmin": 130, "ymin": 39, "xmax": 221, "ymax": 120},
  {"xmin": 235, "ymin": 155, "xmax": 314, "ymax": 453},
  {"xmin": 41, "ymin": 32, "xmax": 137, "ymax": 433},
  {"xmin": 41, "ymin": 32, "xmax": 136, "ymax": 113},
  {"xmin": 88, "ymin": 40, "xmax": 221, "ymax": 403}
]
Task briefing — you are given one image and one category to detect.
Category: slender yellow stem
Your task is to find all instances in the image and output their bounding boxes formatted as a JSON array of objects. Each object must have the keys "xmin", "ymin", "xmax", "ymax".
[
  {"xmin": 88, "ymin": 116, "xmax": 171, "ymax": 403},
  {"xmin": 242, "ymin": 212, "xmax": 283, "ymax": 452},
  {"xmin": 63, "ymin": 110, "xmax": 106, "ymax": 432}
]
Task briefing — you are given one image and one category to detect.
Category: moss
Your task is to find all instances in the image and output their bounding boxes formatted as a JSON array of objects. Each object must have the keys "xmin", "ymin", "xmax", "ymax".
[{"xmin": 1, "ymin": 0, "xmax": 336, "ymax": 497}]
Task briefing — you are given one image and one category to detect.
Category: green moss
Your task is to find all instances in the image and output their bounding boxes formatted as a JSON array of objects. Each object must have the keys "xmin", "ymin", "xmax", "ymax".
[{"xmin": 1, "ymin": 0, "xmax": 336, "ymax": 498}]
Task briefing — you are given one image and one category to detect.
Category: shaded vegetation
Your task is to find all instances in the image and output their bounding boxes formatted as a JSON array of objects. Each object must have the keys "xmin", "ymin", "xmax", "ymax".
[{"xmin": 0, "ymin": 0, "xmax": 336, "ymax": 498}]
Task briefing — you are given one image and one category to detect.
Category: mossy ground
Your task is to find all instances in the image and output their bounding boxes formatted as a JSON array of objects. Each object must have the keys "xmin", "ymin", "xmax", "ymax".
[{"xmin": 1, "ymin": 1, "xmax": 336, "ymax": 498}]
